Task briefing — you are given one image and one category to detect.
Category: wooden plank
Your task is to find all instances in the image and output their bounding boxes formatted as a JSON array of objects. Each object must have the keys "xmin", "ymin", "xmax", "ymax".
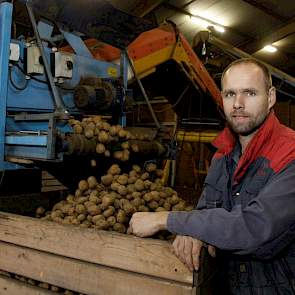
[
  {"xmin": 41, "ymin": 180, "xmax": 62, "ymax": 186},
  {"xmin": 0, "ymin": 275, "xmax": 55, "ymax": 295},
  {"xmin": 0, "ymin": 241, "xmax": 194, "ymax": 295},
  {"xmin": 41, "ymin": 186, "xmax": 67, "ymax": 193},
  {"xmin": 0, "ymin": 212, "xmax": 192, "ymax": 284}
]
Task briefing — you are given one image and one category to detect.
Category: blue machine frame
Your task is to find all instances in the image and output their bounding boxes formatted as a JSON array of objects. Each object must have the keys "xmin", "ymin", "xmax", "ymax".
[{"xmin": 0, "ymin": 2, "xmax": 130, "ymax": 165}]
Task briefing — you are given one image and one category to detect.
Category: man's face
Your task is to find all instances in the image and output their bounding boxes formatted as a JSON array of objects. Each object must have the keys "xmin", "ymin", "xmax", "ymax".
[{"xmin": 221, "ymin": 63, "xmax": 276, "ymax": 136}]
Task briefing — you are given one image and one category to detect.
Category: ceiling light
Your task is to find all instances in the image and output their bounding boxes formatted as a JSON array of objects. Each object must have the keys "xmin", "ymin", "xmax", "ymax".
[
  {"xmin": 263, "ymin": 45, "xmax": 277, "ymax": 53},
  {"xmin": 190, "ymin": 15, "xmax": 225, "ymax": 33},
  {"xmin": 212, "ymin": 25, "xmax": 225, "ymax": 33}
]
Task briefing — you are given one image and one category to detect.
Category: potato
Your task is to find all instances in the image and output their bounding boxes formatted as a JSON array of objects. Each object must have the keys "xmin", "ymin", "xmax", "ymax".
[
  {"xmin": 141, "ymin": 172, "xmax": 149, "ymax": 180},
  {"xmin": 75, "ymin": 204, "xmax": 86, "ymax": 214},
  {"xmin": 110, "ymin": 182, "xmax": 120, "ymax": 192},
  {"xmin": 98, "ymin": 130, "xmax": 109, "ymax": 143},
  {"xmin": 132, "ymin": 191, "xmax": 142, "ymax": 199},
  {"xmin": 104, "ymin": 150, "xmax": 111, "ymax": 157},
  {"xmin": 127, "ymin": 184, "xmax": 136, "ymax": 194},
  {"xmin": 144, "ymin": 180, "xmax": 152, "ymax": 189},
  {"xmin": 146, "ymin": 163, "xmax": 157, "ymax": 172},
  {"xmin": 73, "ymin": 124, "xmax": 83, "ymax": 134},
  {"xmin": 132, "ymin": 165, "xmax": 141, "ymax": 173},
  {"xmin": 134, "ymin": 179, "xmax": 145, "ymax": 191},
  {"xmin": 78, "ymin": 180, "xmax": 89, "ymax": 191},
  {"xmin": 92, "ymin": 214, "xmax": 105, "ymax": 224},
  {"xmin": 121, "ymin": 142, "xmax": 129, "ymax": 149},
  {"xmin": 77, "ymin": 214, "xmax": 86, "ymax": 222},
  {"xmin": 76, "ymin": 196, "xmax": 88, "ymax": 204},
  {"xmin": 116, "ymin": 209, "xmax": 127, "ymax": 223},
  {"xmin": 61, "ymin": 204, "xmax": 73, "ymax": 214},
  {"xmin": 113, "ymin": 223, "xmax": 126, "ymax": 233},
  {"xmin": 156, "ymin": 207, "xmax": 166, "ymax": 212},
  {"xmin": 172, "ymin": 201, "xmax": 186, "ymax": 211},
  {"xmin": 114, "ymin": 150, "xmax": 123, "ymax": 160},
  {"xmin": 147, "ymin": 201, "xmax": 159, "ymax": 210},
  {"xmin": 123, "ymin": 203, "xmax": 136, "ymax": 215},
  {"xmin": 35, "ymin": 206, "xmax": 45, "ymax": 216},
  {"xmin": 143, "ymin": 192, "xmax": 153, "ymax": 202},
  {"xmin": 129, "ymin": 170, "xmax": 138, "ymax": 178},
  {"xmin": 92, "ymin": 115, "xmax": 102, "ymax": 124},
  {"xmin": 87, "ymin": 176, "xmax": 97, "ymax": 189},
  {"xmin": 51, "ymin": 210, "xmax": 63, "ymax": 219},
  {"xmin": 101, "ymin": 174, "xmax": 113, "ymax": 186},
  {"xmin": 95, "ymin": 219, "xmax": 109, "ymax": 230},
  {"xmin": 101, "ymin": 194, "xmax": 115, "ymax": 209},
  {"xmin": 109, "ymin": 125, "xmax": 118, "ymax": 136},
  {"xmin": 107, "ymin": 216, "xmax": 117, "ymax": 226},
  {"xmin": 102, "ymin": 122, "xmax": 110, "ymax": 131},
  {"xmin": 114, "ymin": 199, "xmax": 120, "ymax": 209},
  {"xmin": 150, "ymin": 191, "xmax": 160, "ymax": 201},
  {"xmin": 103, "ymin": 206, "xmax": 115, "ymax": 218},
  {"xmin": 75, "ymin": 189, "xmax": 82, "ymax": 198},
  {"xmin": 118, "ymin": 129, "xmax": 127, "ymax": 138},
  {"xmin": 84, "ymin": 127, "xmax": 94, "ymax": 138},
  {"xmin": 96, "ymin": 143, "xmax": 106, "ymax": 154},
  {"xmin": 169, "ymin": 194, "xmax": 180, "ymax": 205},
  {"xmin": 121, "ymin": 149, "xmax": 130, "ymax": 161},
  {"xmin": 117, "ymin": 185, "xmax": 128, "ymax": 196},
  {"xmin": 138, "ymin": 205, "xmax": 149, "ymax": 212},
  {"xmin": 89, "ymin": 194, "xmax": 100, "ymax": 204},
  {"xmin": 87, "ymin": 205, "xmax": 101, "ymax": 216},
  {"xmin": 108, "ymin": 164, "xmax": 121, "ymax": 175},
  {"xmin": 90, "ymin": 159, "xmax": 97, "ymax": 167},
  {"xmin": 66, "ymin": 194, "xmax": 75, "ymax": 204},
  {"xmin": 128, "ymin": 176, "xmax": 137, "ymax": 184},
  {"xmin": 163, "ymin": 201, "xmax": 171, "ymax": 211},
  {"xmin": 117, "ymin": 175, "xmax": 128, "ymax": 185},
  {"xmin": 131, "ymin": 198, "xmax": 142, "ymax": 208}
]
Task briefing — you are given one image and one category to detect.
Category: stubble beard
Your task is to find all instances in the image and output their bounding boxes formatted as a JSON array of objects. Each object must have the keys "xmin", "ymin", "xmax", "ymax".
[{"xmin": 225, "ymin": 110, "xmax": 269, "ymax": 136}]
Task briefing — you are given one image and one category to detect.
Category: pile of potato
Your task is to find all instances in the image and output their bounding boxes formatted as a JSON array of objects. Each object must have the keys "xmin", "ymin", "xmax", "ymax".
[
  {"xmin": 0, "ymin": 270, "xmax": 84, "ymax": 295},
  {"xmin": 38, "ymin": 163, "xmax": 193, "ymax": 234},
  {"xmin": 68, "ymin": 116, "xmax": 151, "ymax": 162}
]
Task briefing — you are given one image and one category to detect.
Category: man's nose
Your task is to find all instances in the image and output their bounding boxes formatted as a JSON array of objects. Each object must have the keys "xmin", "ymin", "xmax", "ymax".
[{"xmin": 233, "ymin": 93, "xmax": 244, "ymax": 109}]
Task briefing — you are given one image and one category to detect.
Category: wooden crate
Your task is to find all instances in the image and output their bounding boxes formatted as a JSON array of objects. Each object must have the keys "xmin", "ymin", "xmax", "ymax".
[{"xmin": 0, "ymin": 212, "xmax": 200, "ymax": 295}]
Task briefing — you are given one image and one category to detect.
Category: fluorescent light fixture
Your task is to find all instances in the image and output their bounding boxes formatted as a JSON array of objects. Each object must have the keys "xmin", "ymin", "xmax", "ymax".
[
  {"xmin": 213, "ymin": 25, "xmax": 225, "ymax": 33},
  {"xmin": 190, "ymin": 15, "xmax": 225, "ymax": 33},
  {"xmin": 263, "ymin": 45, "xmax": 277, "ymax": 53}
]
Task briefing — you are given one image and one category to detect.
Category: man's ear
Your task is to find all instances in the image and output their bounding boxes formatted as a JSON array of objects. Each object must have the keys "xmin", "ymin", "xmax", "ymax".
[{"xmin": 268, "ymin": 86, "xmax": 276, "ymax": 110}]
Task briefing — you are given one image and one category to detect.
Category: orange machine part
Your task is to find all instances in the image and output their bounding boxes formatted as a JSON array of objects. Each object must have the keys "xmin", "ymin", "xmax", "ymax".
[{"xmin": 61, "ymin": 23, "xmax": 222, "ymax": 106}]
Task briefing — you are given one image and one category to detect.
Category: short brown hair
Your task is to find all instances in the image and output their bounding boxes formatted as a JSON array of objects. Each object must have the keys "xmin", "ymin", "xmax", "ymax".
[{"xmin": 221, "ymin": 58, "xmax": 272, "ymax": 91}]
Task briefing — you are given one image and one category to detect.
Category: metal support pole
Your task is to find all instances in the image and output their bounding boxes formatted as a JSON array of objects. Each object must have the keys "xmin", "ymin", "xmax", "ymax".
[
  {"xmin": 124, "ymin": 50, "xmax": 161, "ymax": 130},
  {"xmin": 25, "ymin": 1, "xmax": 68, "ymax": 116},
  {"xmin": 0, "ymin": 2, "xmax": 13, "ymax": 165}
]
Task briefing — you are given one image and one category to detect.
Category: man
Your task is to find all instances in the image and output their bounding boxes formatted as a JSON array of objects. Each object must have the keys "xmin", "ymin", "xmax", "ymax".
[{"xmin": 129, "ymin": 58, "xmax": 295, "ymax": 294}]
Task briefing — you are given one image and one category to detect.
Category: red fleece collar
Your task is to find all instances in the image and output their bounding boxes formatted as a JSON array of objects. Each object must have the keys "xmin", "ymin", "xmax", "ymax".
[{"xmin": 213, "ymin": 111, "xmax": 280, "ymax": 182}]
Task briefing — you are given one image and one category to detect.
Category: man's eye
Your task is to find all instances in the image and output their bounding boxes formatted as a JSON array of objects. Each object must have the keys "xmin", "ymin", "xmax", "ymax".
[
  {"xmin": 245, "ymin": 90, "xmax": 256, "ymax": 96},
  {"xmin": 224, "ymin": 92, "xmax": 235, "ymax": 98}
]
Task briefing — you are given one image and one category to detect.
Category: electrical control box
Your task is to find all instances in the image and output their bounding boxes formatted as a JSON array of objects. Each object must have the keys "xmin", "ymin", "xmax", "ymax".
[
  {"xmin": 9, "ymin": 43, "xmax": 20, "ymax": 62},
  {"xmin": 26, "ymin": 45, "xmax": 44, "ymax": 75},
  {"xmin": 51, "ymin": 52, "xmax": 74, "ymax": 79}
]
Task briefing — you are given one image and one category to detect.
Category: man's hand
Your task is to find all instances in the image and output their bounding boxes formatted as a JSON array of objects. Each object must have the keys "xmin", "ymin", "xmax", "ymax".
[
  {"xmin": 172, "ymin": 235, "xmax": 216, "ymax": 272},
  {"xmin": 128, "ymin": 212, "xmax": 169, "ymax": 237}
]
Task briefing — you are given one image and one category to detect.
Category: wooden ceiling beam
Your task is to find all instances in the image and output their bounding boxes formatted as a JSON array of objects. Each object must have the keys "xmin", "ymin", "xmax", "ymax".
[
  {"xmin": 242, "ymin": 20, "xmax": 295, "ymax": 54},
  {"xmin": 240, "ymin": 0, "xmax": 289, "ymax": 22},
  {"xmin": 109, "ymin": 0, "xmax": 165, "ymax": 17}
]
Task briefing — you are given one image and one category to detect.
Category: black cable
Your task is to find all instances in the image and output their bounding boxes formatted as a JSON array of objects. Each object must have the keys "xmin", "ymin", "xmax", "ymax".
[
  {"xmin": 9, "ymin": 66, "xmax": 28, "ymax": 91},
  {"xmin": 15, "ymin": 63, "xmax": 49, "ymax": 85}
]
